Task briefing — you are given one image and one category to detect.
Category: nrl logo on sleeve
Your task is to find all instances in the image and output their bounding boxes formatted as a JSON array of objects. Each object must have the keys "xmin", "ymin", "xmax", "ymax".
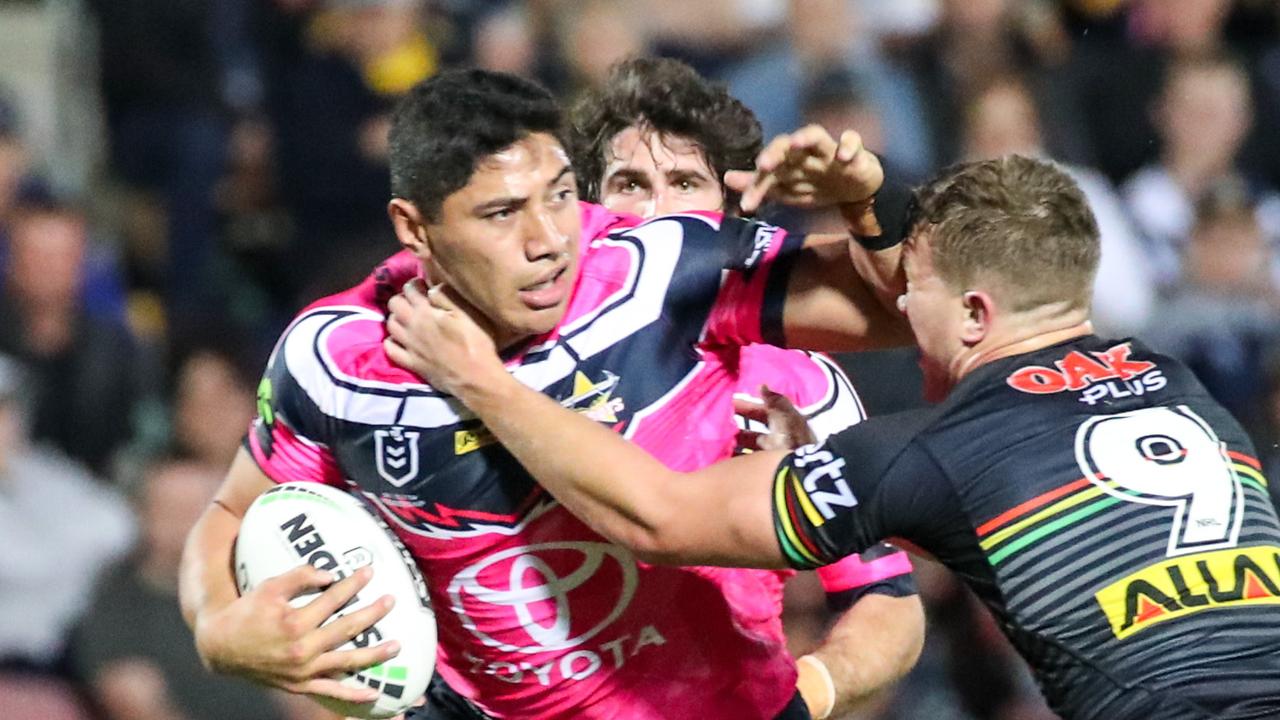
[{"xmin": 375, "ymin": 426, "xmax": 421, "ymax": 487}]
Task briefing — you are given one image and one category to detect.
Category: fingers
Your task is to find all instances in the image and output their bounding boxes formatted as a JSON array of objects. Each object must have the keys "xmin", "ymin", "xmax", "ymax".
[
  {"xmin": 723, "ymin": 169, "xmax": 754, "ymax": 193},
  {"xmin": 293, "ymin": 676, "xmax": 381, "ymax": 703},
  {"xmin": 735, "ymin": 428, "xmax": 764, "ymax": 453},
  {"xmin": 265, "ymin": 564, "xmax": 340, "ymax": 602},
  {"xmin": 384, "ymin": 337, "xmax": 410, "ymax": 368},
  {"xmin": 761, "ymin": 385, "xmax": 801, "ymax": 416},
  {"xmin": 732, "ymin": 393, "xmax": 769, "ymax": 424},
  {"xmin": 425, "ymin": 284, "xmax": 459, "ymax": 312},
  {"xmin": 836, "ymin": 129, "xmax": 863, "ymax": 163},
  {"xmin": 312, "ymin": 593, "xmax": 396, "ymax": 653},
  {"xmin": 295, "ymin": 566, "xmax": 374, "ymax": 629}
]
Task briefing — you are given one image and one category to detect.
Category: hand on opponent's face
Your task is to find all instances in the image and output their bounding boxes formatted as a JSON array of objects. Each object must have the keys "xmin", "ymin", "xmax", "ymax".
[
  {"xmin": 384, "ymin": 279, "xmax": 508, "ymax": 398},
  {"xmin": 725, "ymin": 125, "xmax": 884, "ymax": 214}
]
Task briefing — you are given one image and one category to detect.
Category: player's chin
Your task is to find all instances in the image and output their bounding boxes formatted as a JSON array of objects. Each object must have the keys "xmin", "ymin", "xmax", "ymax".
[{"xmin": 513, "ymin": 303, "xmax": 569, "ymax": 337}]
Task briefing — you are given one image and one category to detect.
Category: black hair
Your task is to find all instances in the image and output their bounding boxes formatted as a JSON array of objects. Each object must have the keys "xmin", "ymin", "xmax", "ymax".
[
  {"xmin": 389, "ymin": 69, "xmax": 566, "ymax": 220},
  {"xmin": 567, "ymin": 56, "xmax": 762, "ymax": 211}
]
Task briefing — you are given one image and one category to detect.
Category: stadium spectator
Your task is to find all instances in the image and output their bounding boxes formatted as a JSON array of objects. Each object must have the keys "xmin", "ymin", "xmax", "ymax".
[
  {"xmin": 722, "ymin": 0, "xmax": 934, "ymax": 179},
  {"xmin": 895, "ymin": 0, "xmax": 1089, "ymax": 168},
  {"xmin": 961, "ymin": 75, "xmax": 1155, "ymax": 337},
  {"xmin": 0, "ymin": 354, "xmax": 135, "ymax": 673},
  {"xmin": 169, "ymin": 346, "xmax": 260, "ymax": 471},
  {"xmin": 69, "ymin": 455, "xmax": 331, "ymax": 720},
  {"xmin": 85, "ymin": 0, "xmax": 252, "ymax": 331},
  {"xmin": 1143, "ymin": 177, "xmax": 1280, "ymax": 429},
  {"xmin": 0, "ymin": 199, "xmax": 142, "ymax": 476},
  {"xmin": 1121, "ymin": 52, "xmax": 1280, "ymax": 290},
  {"xmin": 258, "ymin": 0, "xmax": 437, "ymax": 308}
]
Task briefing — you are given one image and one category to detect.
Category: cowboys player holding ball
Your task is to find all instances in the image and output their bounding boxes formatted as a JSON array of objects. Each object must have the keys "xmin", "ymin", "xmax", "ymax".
[{"xmin": 180, "ymin": 68, "xmax": 915, "ymax": 719}]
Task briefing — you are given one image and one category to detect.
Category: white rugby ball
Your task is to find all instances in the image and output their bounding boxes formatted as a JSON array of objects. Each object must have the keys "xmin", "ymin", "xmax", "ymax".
[{"xmin": 235, "ymin": 482, "xmax": 436, "ymax": 719}]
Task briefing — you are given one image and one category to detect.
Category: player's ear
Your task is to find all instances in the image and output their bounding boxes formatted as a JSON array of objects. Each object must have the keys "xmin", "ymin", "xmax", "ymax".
[
  {"xmin": 960, "ymin": 290, "xmax": 994, "ymax": 345},
  {"xmin": 389, "ymin": 198, "xmax": 431, "ymax": 259}
]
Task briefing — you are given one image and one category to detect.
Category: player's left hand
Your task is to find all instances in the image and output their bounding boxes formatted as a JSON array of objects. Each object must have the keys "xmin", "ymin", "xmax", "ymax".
[
  {"xmin": 384, "ymin": 279, "xmax": 505, "ymax": 398},
  {"xmin": 733, "ymin": 385, "xmax": 818, "ymax": 452},
  {"xmin": 725, "ymin": 125, "xmax": 883, "ymax": 214}
]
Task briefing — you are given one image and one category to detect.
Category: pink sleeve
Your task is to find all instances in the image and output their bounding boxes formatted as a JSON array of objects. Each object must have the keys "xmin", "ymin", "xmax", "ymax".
[
  {"xmin": 246, "ymin": 418, "xmax": 344, "ymax": 488},
  {"xmin": 703, "ymin": 222, "xmax": 800, "ymax": 348}
]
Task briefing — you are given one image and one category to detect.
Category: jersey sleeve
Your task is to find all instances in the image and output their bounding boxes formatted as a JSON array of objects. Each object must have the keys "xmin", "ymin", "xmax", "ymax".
[
  {"xmin": 636, "ymin": 212, "xmax": 802, "ymax": 348},
  {"xmin": 708, "ymin": 215, "xmax": 805, "ymax": 348},
  {"xmin": 817, "ymin": 543, "xmax": 917, "ymax": 611},
  {"xmin": 245, "ymin": 321, "xmax": 345, "ymax": 487},
  {"xmin": 771, "ymin": 409, "xmax": 948, "ymax": 570}
]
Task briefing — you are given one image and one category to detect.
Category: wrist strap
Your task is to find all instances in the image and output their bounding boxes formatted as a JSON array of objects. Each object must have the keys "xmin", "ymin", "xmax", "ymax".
[
  {"xmin": 849, "ymin": 178, "xmax": 912, "ymax": 251},
  {"xmin": 796, "ymin": 654, "xmax": 836, "ymax": 720}
]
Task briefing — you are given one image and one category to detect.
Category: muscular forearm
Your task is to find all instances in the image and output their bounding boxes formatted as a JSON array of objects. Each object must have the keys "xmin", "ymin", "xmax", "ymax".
[
  {"xmin": 807, "ymin": 594, "xmax": 924, "ymax": 716},
  {"xmin": 459, "ymin": 372, "xmax": 785, "ymax": 567}
]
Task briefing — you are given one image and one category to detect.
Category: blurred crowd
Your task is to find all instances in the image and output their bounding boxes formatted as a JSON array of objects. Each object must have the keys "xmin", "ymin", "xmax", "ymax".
[{"xmin": 2, "ymin": 1, "xmax": 1280, "ymax": 719}]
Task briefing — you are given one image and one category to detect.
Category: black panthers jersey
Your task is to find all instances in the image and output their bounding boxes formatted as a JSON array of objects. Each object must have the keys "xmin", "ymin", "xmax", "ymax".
[{"xmin": 774, "ymin": 335, "xmax": 1280, "ymax": 719}]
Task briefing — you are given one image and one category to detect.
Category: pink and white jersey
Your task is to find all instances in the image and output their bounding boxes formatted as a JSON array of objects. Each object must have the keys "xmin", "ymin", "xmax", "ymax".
[{"xmin": 246, "ymin": 204, "xmax": 868, "ymax": 719}]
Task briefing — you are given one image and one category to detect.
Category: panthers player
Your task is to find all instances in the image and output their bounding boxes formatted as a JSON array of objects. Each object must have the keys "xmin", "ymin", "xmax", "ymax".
[
  {"xmin": 392, "ymin": 155, "xmax": 1280, "ymax": 720},
  {"xmin": 179, "ymin": 68, "xmax": 910, "ymax": 719}
]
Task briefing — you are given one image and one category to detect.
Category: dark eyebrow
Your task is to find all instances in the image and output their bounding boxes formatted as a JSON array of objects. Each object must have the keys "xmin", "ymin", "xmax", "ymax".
[
  {"xmin": 667, "ymin": 168, "xmax": 712, "ymax": 182},
  {"xmin": 604, "ymin": 167, "xmax": 648, "ymax": 186},
  {"xmin": 472, "ymin": 165, "xmax": 577, "ymax": 214},
  {"xmin": 473, "ymin": 196, "xmax": 526, "ymax": 215}
]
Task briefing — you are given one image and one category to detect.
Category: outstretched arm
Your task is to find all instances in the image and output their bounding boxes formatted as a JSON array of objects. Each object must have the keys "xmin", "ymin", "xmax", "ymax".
[{"xmin": 384, "ymin": 282, "xmax": 788, "ymax": 567}]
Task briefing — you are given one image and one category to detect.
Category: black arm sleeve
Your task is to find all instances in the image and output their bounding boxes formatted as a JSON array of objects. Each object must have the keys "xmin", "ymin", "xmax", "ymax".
[{"xmin": 771, "ymin": 408, "xmax": 948, "ymax": 569}]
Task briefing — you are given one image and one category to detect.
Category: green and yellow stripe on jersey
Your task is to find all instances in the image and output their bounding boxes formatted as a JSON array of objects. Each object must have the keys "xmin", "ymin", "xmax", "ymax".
[
  {"xmin": 773, "ymin": 465, "xmax": 828, "ymax": 569},
  {"xmin": 977, "ymin": 451, "xmax": 1268, "ymax": 566}
]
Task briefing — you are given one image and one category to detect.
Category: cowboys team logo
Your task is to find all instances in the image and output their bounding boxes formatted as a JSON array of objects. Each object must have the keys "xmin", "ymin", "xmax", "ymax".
[
  {"xmin": 375, "ymin": 426, "xmax": 421, "ymax": 487},
  {"xmin": 562, "ymin": 370, "xmax": 624, "ymax": 423}
]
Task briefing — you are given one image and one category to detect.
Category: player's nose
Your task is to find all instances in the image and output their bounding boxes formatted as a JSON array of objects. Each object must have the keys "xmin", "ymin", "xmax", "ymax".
[{"xmin": 524, "ymin": 205, "xmax": 569, "ymax": 260}]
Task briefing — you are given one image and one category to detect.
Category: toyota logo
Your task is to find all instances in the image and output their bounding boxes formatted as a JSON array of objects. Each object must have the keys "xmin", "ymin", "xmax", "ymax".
[{"xmin": 448, "ymin": 542, "xmax": 638, "ymax": 654}]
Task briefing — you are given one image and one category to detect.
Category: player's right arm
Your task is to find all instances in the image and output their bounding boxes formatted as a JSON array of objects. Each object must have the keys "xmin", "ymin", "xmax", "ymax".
[{"xmin": 178, "ymin": 449, "xmax": 398, "ymax": 702}]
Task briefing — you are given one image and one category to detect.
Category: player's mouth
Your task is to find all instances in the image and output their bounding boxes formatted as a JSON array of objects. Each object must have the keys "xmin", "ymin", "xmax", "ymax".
[{"xmin": 519, "ymin": 265, "xmax": 570, "ymax": 310}]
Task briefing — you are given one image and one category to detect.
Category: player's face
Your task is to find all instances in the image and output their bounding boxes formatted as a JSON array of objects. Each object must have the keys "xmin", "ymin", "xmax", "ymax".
[
  {"xmin": 418, "ymin": 133, "xmax": 581, "ymax": 350},
  {"xmin": 600, "ymin": 126, "xmax": 724, "ymax": 217},
  {"xmin": 900, "ymin": 232, "xmax": 967, "ymax": 402}
]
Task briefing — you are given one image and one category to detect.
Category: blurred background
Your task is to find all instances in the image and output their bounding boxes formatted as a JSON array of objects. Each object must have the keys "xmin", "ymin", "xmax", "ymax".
[{"xmin": 1, "ymin": 0, "xmax": 1279, "ymax": 718}]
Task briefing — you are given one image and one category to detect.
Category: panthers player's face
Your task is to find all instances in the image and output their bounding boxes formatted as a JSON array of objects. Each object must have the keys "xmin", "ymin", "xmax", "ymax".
[
  {"xmin": 901, "ymin": 231, "xmax": 967, "ymax": 402},
  {"xmin": 421, "ymin": 133, "xmax": 581, "ymax": 350},
  {"xmin": 600, "ymin": 127, "xmax": 724, "ymax": 217}
]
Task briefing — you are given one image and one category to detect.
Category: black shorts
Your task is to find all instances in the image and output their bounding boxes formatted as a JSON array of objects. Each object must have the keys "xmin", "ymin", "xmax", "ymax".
[{"xmin": 406, "ymin": 675, "xmax": 813, "ymax": 719}]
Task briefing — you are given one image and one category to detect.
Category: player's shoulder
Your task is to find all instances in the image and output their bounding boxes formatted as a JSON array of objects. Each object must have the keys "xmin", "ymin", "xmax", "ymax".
[
  {"xmin": 271, "ymin": 255, "xmax": 423, "ymax": 390},
  {"xmin": 979, "ymin": 335, "xmax": 1207, "ymax": 411},
  {"xmin": 824, "ymin": 406, "xmax": 942, "ymax": 474}
]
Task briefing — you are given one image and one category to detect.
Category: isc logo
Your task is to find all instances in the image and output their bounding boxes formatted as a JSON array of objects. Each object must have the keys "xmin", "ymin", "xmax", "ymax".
[{"xmin": 794, "ymin": 444, "xmax": 858, "ymax": 522}]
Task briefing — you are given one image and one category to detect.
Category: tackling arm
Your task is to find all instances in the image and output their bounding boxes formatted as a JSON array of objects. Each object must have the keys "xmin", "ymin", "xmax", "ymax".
[{"xmin": 469, "ymin": 370, "xmax": 788, "ymax": 567}]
